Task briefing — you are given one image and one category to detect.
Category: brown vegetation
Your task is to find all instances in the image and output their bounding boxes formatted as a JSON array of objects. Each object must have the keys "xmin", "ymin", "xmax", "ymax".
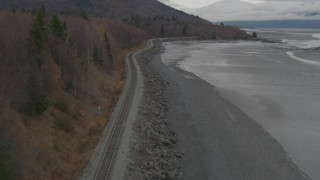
[{"xmin": 0, "ymin": 11, "xmax": 147, "ymax": 179}]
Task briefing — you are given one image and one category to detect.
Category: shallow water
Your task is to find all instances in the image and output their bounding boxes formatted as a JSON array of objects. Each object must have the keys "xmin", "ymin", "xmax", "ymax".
[{"xmin": 161, "ymin": 29, "xmax": 320, "ymax": 180}]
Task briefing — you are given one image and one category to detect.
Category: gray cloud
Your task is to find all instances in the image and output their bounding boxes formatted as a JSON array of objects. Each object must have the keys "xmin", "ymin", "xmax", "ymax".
[{"xmin": 261, "ymin": 0, "xmax": 319, "ymax": 1}]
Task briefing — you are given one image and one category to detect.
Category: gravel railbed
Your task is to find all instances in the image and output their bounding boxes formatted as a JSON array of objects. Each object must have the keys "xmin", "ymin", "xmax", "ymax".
[{"xmin": 124, "ymin": 40, "xmax": 183, "ymax": 180}]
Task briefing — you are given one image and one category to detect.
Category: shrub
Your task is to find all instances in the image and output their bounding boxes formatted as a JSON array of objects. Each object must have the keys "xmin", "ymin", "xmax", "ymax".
[
  {"xmin": 64, "ymin": 81, "xmax": 73, "ymax": 93},
  {"xmin": 34, "ymin": 96, "xmax": 49, "ymax": 114},
  {"xmin": 54, "ymin": 115, "xmax": 73, "ymax": 131},
  {"xmin": 54, "ymin": 98, "xmax": 69, "ymax": 113},
  {"xmin": 0, "ymin": 144, "xmax": 11, "ymax": 180},
  {"xmin": 24, "ymin": 95, "xmax": 49, "ymax": 115},
  {"xmin": 29, "ymin": 56, "xmax": 44, "ymax": 69}
]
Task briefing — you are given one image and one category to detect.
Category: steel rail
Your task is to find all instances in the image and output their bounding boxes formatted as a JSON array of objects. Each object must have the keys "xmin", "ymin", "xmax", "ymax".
[{"xmin": 94, "ymin": 40, "xmax": 151, "ymax": 180}]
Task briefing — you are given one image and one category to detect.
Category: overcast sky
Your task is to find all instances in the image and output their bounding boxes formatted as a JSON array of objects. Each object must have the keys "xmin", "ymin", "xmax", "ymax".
[
  {"xmin": 170, "ymin": 0, "xmax": 258, "ymax": 8},
  {"xmin": 171, "ymin": 0, "xmax": 319, "ymax": 8}
]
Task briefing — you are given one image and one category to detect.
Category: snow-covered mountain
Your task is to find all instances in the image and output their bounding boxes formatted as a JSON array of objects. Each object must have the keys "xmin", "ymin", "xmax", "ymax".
[
  {"xmin": 158, "ymin": 0, "xmax": 187, "ymax": 10},
  {"xmin": 192, "ymin": 0, "xmax": 320, "ymax": 22}
]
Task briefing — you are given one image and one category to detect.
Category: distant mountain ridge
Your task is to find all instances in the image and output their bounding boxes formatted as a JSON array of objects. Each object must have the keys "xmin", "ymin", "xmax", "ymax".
[
  {"xmin": 1, "ymin": 0, "xmax": 186, "ymax": 18},
  {"xmin": 191, "ymin": 0, "xmax": 320, "ymax": 22},
  {"xmin": 224, "ymin": 20, "xmax": 320, "ymax": 29}
]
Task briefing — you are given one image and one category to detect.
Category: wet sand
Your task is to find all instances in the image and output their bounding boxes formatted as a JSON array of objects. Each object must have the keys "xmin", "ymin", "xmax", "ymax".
[
  {"xmin": 149, "ymin": 47, "xmax": 309, "ymax": 180},
  {"xmin": 167, "ymin": 39, "xmax": 320, "ymax": 180}
]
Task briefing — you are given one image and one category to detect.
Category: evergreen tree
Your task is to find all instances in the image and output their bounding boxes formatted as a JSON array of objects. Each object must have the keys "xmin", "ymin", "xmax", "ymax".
[
  {"xmin": 63, "ymin": 22, "xmax": 67, "ymax": 39},
  {"xmin": 11, "ymin": 4, "xmax": 16, "ymax": 13},
  {"xmin": 160, "ymin": 24, "xmax": 165, "ymax": 37},
  {"xmin": 79, "ymin": 10, "xmax": 88, "ymax": 20},
  {"xmin": 145, "ymin": 16, "xmax": 151, "ymax": 27},
  {"xmin": 30, "ymin": 6, "xmax": 47, "ymax": 50},
  {"xmin": 38, "ymin": 5, "xmax": 46, "ymax": 19},
  {"xmin": 252, "ymin": 31, "xmax": 258, "ymax": 38},
  {"xmin": 131, "ymin": 15, "xmax": 141, "ymax": 27},
  {"xmin": 212, "ymin": 31, "xmax": 216, "ymax": 39},
  {"xmin": 104, "ymin": 33, "xmax": 113, "ymax": 61},
  {"xmin": 93, "ymin": 44, "xmax": 102, "ymax": 65},
  {"xmin": 50, "ymin": 15, "xmax": 67, "ymax": 40},
  {"xmin": 182, "ymin": 22, "xmax": 188, "ymax": 35}
]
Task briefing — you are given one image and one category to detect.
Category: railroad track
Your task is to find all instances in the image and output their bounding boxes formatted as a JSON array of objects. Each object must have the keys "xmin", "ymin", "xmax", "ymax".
[{"xmin": 94, "ymin": 40, "xmax": 152, "ymax": 180}]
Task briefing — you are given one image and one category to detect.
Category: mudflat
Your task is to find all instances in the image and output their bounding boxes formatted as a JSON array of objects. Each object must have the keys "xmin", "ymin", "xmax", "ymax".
[{"xmin": 149, "ymin": 47, "xmax": 309, "ymax": 180}]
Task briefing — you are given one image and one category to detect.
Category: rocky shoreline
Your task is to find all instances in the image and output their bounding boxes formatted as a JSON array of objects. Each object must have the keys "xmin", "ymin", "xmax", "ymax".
[{"xmin": 124, "ymin": 40, "xmax": 183, "ymax": 179}]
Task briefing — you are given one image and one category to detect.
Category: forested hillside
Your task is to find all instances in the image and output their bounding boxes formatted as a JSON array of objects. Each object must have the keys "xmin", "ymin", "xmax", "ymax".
[
  {"xmin": 0, "ymin": 0, "xmax": 247, "ymax": 39},
  {"xmin": 0, "ymin": 0, "xmax": 248, "ymax": 179},
  {"xmin": 0, "ymin": 10, "xmax": 148, "ymax": 179}
]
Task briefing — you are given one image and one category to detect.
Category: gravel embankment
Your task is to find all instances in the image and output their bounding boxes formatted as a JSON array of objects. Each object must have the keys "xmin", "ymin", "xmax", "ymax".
[{"xmin": 124, "ymin": 40, "xmax": 183, "ymax": 179}]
